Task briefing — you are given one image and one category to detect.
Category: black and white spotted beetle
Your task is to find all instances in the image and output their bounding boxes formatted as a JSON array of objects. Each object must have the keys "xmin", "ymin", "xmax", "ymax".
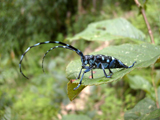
[{"xmin": 19, "ymin": 41, "xmax": 136, "ymax": 90}]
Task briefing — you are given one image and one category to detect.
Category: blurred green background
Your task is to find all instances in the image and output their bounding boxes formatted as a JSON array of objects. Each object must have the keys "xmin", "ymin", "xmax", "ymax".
[{"xmin": 0, "ymin": 0, "xmax": 160, "ymax": 120}]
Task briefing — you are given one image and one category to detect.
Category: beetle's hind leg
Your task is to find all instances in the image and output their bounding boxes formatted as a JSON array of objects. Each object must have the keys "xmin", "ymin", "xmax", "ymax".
[{"xmin": 108, "ymin": 68, "xmax": 113, "ymax": 77}]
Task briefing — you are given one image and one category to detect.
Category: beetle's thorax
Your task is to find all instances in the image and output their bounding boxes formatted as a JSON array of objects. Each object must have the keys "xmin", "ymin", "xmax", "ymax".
[{"xmin": 82, "ymin": 55, "xmax": 95, "ymax": 66}]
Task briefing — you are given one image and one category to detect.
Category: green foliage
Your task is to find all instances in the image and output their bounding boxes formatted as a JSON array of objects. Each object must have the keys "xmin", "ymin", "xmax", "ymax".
[
  {"xmin": 124, "ymin": 98, "xmax": 160, "ymax": 120},
  {"xmin": 0, "ymin": 73, "xmax": 69, "ymax": 120},
  {"xmin": 62, "ymin": 114, "xmax": 91, "ymax": 120},
  {"xmin": 0, "ymin": 91, "xmax": 13, "ymax": 119},
  {"xmin": 96, "ymin": 88, "xmax": 123, "ymax": 120},
  {"xmin": 1, "ymin": 0, "xmax": 160, "ymax": 120},
  {"xmin": 126, "ymin": 75, "xmax": 152, "ymax": 94},
  {"xmin": 0, "ymin": 0, "xmax": 78, "ymax": 56},
  {"xmin": 130, "ymin": 0, "xmax": 160, "ymax": 44},
  {"xmin": 67, "ymin": 81, "xmax": 85, "ymax": 101}
]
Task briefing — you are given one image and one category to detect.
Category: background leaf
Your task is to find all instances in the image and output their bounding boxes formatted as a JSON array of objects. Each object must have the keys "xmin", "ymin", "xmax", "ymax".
[
  {"xmin": 140, "ymin": 109, "xmax": 160, "ymax": 120},
  {"xmin": 158, "ymin": 87, "xmax": 160, "ymax": 106},
  {"xmin": 126, "ymin": 75, "xmax": 152, "ymax": 94},
  {"xmin": 124, "ymin": 98, "xmax": 160, "ymax": 120},
  {"xmin": 62, "ymin": 114, "xmax": 91, "ymax": 120},
  {"xmin": 67, "ymin": 18, "xmax": 146, "ymax": 42}
]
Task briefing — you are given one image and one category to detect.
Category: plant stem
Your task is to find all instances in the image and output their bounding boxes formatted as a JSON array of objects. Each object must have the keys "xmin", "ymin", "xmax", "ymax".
[
  {"xmin": 151, "ymin": 66, "xmax": 159, "ymax": 108},
  {"xmin": 134, "ymin": 0, "xmax": 155, "ymax": 44},
  {"xmin": 78, "ymin": 0, "xmax": 82, "ymax": 15},
  {"xmin": 134, "ymin": 0, "xmax": 159, "ymax": 109}
]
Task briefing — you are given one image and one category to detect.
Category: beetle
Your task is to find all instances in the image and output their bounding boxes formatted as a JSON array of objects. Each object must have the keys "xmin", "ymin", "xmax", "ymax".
[{"xmin": 19, "ymin": 41, "xmax": 136, "ymax": 90}]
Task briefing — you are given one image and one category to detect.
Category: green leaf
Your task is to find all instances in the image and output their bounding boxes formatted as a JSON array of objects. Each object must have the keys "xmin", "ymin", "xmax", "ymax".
[
  {"xmin": 126, "ymin": 75, "xmax": 152, "ymax": 93},
  {"xmin": 67, "ymin": 18, "xmax": 145, "ymax": 42},
  {"xmin": 62, "ymin": 114, "xmax": 91, "ymax": 120},
  {"xmin": 66, "ymin": 43, "xmax": 160, "ymax": 100},
  {"xmin": 124, "ymin": 98, "xmax": 160, "ymax": 120},
  {"xmin": 158, "ymin": 87, "xmax": 160, "ymax": 106},
  {"xmin": 140, "ymin": 109, "xmax": 160, "ymax": 120},
  {"xmin": 67, "ymin": 81, "xmax": 86, "ymax": 101}
]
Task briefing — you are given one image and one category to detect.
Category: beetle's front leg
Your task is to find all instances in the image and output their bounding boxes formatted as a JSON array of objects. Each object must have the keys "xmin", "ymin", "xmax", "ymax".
[
  {"xmin": 74, "ymin": 66, "xmax": 93, "ymax": 90},
  {"xmin": 76, "ymin": 65, "xmax": 90, "ymax": 79},
  {"xmin": 76, "ymin": 68, "xmax": 82, "ymax": 79}
]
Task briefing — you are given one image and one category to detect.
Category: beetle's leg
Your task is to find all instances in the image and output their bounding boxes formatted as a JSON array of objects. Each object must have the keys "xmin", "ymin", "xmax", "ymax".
[
  {"xmin": 101, "ymin": 63, "xmax": 111, "ymax": 78},
  {"xmin": 108, "ymin": 68, "xmax": 113, "ymax": 76},
  {"xmin": 74, "ymin": 66, "xmax": 92, "ymax": 90},
  {"xmin": 91, "ymin": 69, "xmax": 93, "ymax": 79},
  {"xmin": 76, "ymin": 68, "xmax": 82, "ymax": 79}
]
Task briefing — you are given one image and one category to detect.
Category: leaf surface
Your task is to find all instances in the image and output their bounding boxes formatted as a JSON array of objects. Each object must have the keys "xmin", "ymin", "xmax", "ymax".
[
  {"xmin": 67, "ymin": 81, "xmax": 86, "ymax": 101},
  {"xmin": 124, "ymin": 98, "xmax": 160, "ymax": 120},
  {"xmin": 67, "ymin": 18, "xmax": 145, "ymax": 42},
  {"xmin": 126, "ymin": 75, "xmax": 152, "ymax": 94},
  {"xmin": 62, "ymin": 114, "xmax": 91, "ymax": 120}
]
